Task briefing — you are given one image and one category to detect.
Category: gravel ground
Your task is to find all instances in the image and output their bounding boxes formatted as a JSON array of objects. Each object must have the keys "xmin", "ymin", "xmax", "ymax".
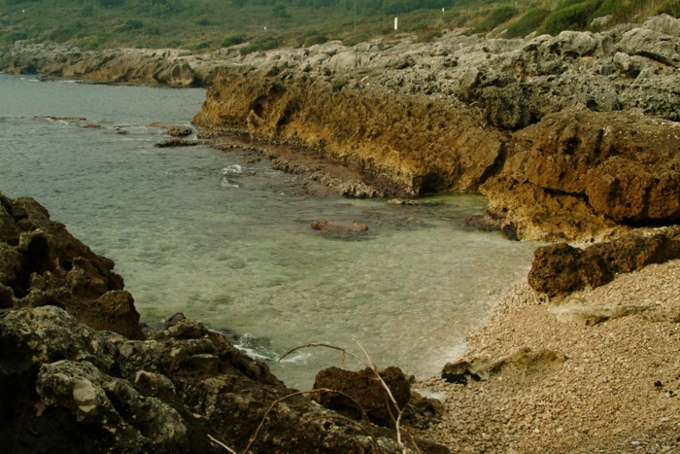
[{"xmin": 415, "ymin": 259, "xmax": 680, "ymax": 453}]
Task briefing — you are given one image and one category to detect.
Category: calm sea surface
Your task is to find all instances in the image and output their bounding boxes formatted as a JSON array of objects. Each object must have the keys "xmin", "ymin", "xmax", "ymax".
[{"xmin": 0, "ymin": 73, "xmax": 539, "ymax": 388}]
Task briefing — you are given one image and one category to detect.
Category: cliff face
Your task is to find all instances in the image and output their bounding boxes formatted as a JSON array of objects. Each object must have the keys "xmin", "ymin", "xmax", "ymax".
[
  {"xmin": 193, "ymin": 14, "xmax": 680, "ymax": 240},
  {"xmin": 194, "ymin": 68, "xmax": 505, "ymax": 195}
]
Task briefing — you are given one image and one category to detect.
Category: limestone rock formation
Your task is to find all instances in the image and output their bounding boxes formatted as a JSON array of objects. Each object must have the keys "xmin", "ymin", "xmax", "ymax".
[
  {"xmin": 5, "ymin": 15, "xmax": 680, "ymax": 239},
  {"xmin": 0, "ymin": 44, "xmax": 230, "ymax": 87},
  {"xmin": 480, "ymin": 109, "xmax": 680, "ymax": 240},
  {"xmin": 0, "ymin": 191, "xmax": 144, "ymax": 339}
]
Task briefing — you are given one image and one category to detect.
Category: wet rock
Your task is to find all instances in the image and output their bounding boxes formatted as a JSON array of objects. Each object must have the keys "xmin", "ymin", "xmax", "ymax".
[
  {"xmin": 0, "ymin": 191, "xmax": 143, "ymax": 339},
  {"xmin": 464, "ymin": 215, "xmax": 502, "ymax": 232},
  {"xmin": 310, "ymin": 219, "xmax": 368, "ymax": 234},
  {"xmin": 166, "ymin": 125, "xmax": 193, "ymax": 137},
  {"xmin": 528, "ymin": 228, "xmax": 680, "ymax": 297},
  {"xmin": 313, "ymin": 366, "xmax": 411, "ymax": 428},
  {"xmin": 388, "ymin": 198, "xmax": 421, "ymax": 205},
  {"xmin": 154, "ymin": 138, "xmax": 203, "ymax": 148}
]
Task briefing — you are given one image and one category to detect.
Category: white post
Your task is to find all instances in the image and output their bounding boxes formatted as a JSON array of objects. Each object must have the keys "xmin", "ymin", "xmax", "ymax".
[
  {"xmin": 394, "ymin": 17, "xmax": 398, "ymax": 31},
  {"xmin": 442, "ymin": 7, "xmax": 445, "ymax": 16}
]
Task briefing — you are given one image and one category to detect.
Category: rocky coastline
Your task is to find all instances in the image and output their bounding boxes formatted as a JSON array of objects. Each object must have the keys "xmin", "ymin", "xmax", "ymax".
[
  {"xmin": 0, "ymin": 191, "xmax": 448, "ymax": 453},
  {"xmin": 2, "ymin": 14, "xmax": 680, "ymax": 453},
  {"xmin": 3, "ymin": 14, "xmax": 680, "ymax": 240}
]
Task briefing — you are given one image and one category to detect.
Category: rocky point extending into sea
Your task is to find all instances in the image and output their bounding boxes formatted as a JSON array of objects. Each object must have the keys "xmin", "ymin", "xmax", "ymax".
[{"xmin": 2, "ymin": 13, "xmax": 680, "ymax": 453}]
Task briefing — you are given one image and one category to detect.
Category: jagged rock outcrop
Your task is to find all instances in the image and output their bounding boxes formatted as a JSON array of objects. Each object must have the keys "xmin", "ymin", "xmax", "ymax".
[
  {"xmin": 528, "ymin": 227, "xmax": 680, "ymax": 297},
  {"xmin": 0, "ymin": 193, "xmax": 448, "ymax": 453},
  {"xmin": 1, "ymin": 306, "xmax": 448, "ymax": 453},
  {"xmin": 480, "ymin": 109, "xmax": 680, "ymax": 240},
  {"xmin": 0, "ymin": 191, "xmax": 144, "ymax": 339}
]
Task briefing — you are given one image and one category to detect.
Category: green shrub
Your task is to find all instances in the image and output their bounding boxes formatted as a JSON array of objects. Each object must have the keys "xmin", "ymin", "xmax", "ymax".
[
  {"xmin": 538, "ymin": 0, "xmax": 602, "ymax": 35},
  {"xmin": 196, "ymin": 18, "xmax": 211, "ymax": 26},
  {"xmin": 186, "ymin": 40, "xmax": 212, "ymax": 51},
  {"xmin": 221, "ymin": 35, "xmax": 246, "ymax": 47},
  {"xmin": 239, "ymin": 38, "xmax": 279, "ymax": 55},
  {"xmin": 659, "ymin": 0, "xmax": 680, "ymax": 17},
  {"xmin": 116, "ymin": 19, "xmax": 145, "ymax": 32},
  {"xmin": 304, "ymin": 34, "xmax": 328, "ymax": 45},
  {"xmin": 476, "ymin": 5, "xmax": 519, "ymax": 32},
  {"xmin": 506, "ymin": 8, "xmax": 551, "ymax": 37}
]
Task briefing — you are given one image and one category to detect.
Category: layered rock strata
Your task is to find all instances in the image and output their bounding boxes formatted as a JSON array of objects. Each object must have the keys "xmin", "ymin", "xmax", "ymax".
[{"xmin": 191, "ymin": 14, "xmax": 680, "ymax": 240}]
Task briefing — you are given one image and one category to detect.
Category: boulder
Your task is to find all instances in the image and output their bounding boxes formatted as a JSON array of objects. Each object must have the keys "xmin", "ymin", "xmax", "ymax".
[
  {"xmin": 528, "ymin": 227, "xmax": 680, "ymax": 297},
  {"xmin": 313, "ymin": 366, "xmax": 411, "ymax": 428}
]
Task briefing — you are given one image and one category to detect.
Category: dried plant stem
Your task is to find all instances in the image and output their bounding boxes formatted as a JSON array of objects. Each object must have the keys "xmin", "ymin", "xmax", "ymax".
[
  {"xmin": 279, "ymin": 340, "xmax": 415, "ymax": 454},
  {"xmin": 207, "ymin": 434, "xmax": 238, "ymax": 454},
  {"xmin": 242, "ymin": 388, "xmax": 382, "ymax": 454}
]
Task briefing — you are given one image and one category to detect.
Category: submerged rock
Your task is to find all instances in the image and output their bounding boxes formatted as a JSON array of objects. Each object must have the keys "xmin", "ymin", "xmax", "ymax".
[
  {"xmin": 310, "ymin": 219, "xmax": 369, "ymax": 234},
  {"xmin": 0, "ymin": 193, "xmax": 448, "ymax": 453}
]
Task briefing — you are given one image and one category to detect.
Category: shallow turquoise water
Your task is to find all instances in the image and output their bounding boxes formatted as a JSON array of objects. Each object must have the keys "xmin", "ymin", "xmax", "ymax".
[{"xmin": 0, "ymin": 74, "xmax": 539, "ymax": 388}]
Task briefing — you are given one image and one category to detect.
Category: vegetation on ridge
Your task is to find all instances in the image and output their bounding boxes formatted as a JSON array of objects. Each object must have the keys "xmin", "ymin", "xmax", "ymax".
[{"xmin": 0, "ymin": 0, "xmax": 678, "ymax": 52}]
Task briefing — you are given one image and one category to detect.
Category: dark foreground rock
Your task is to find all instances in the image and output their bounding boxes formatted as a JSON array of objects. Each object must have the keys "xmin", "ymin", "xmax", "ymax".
[
  {"xmin": 0, "ymin": 193, "xmax": 447, "ymax": 453},
  {"xmin": 314, "ymin": 366, "xmax": 411, "ymax": 428},
  {"xmin": 0, "ymin": 191, "xmax": 144, "ymax": 340},
  {"xmin": 528, "ymin": 227, "xmax": 680, "ymax": 297},
  {"xmin": 0, "ymin": 306, "xmax": 449, "ymax": 454}
]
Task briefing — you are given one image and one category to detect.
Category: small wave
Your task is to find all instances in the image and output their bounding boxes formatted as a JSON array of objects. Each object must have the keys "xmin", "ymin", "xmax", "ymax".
[
  {"xmin": 278, "ymin": 351, "xmax": 313, "ymax": 364},
  {"xmin": 221, "ymin": 177, "xmax": 239, "ymax": 188},
  {"xmin": 221, "ymin": 164, "xmax": 242, "ymax": 175}
]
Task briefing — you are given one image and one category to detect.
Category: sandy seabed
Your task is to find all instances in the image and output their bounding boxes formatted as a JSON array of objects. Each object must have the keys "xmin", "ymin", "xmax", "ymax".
[{"xmin": 416, "ymin": 259, "xmax": 680, "ymax": 453}]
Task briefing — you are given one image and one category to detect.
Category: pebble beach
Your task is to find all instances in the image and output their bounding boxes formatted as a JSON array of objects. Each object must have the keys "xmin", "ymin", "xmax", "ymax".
[{"xmin": 416, "ymin": 259, "xmax": 680, "ymax": 453}]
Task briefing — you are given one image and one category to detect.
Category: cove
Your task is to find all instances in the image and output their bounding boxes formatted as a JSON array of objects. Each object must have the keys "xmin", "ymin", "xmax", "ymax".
[{"xmin": 0, "ymin": 74, "xmax": 540, "ymax": 388}]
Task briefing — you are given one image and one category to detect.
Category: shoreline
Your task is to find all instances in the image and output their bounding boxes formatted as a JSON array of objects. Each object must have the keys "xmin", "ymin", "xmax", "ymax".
[{"xmin": 415, "ymin": 258, "xmax": 680, "ymax": 453}]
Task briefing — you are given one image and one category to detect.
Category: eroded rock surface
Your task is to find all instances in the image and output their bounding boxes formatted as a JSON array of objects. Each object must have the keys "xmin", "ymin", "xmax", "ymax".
[
  {"xmin": 528, "ymin": 227, "xmax": 680, "ymax": 297},
  {"xmin": 1, "ymin": 307, "xmax": 449, "ymax": 453},
  {"xmin": 0, "ymin": 191, "xmax": 144, "ymax": 339},
  {"xmin": 4, "ymin": 17, "xmax": 680, "ymax": 238},
  {"xmin": 190, "ymin": 14, "xmax": 680, "ymax": 239}
]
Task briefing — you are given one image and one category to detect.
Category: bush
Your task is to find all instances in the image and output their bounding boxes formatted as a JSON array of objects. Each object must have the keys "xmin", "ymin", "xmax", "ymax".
[
  {"xmin": 304, "ymin": 34, "xmax": 328, "ymax": 46},
  {"xmin": 221, "ymin": 35, "xmax": 246, "ymax": 47},
  {"xmin": 239, "ymin": 38, "xmax": 279, "ymax": 55},
  {"xmin": 476, "ymin": 5, "xmax": 519, "ymax": 32},
  {"xmin": 659, "ymin": 0, "xmax": 680, "ymax": 17},
  {"xmin": 116, "ymin": 19, "xmax": 145, "ymax": 32},
  {"xmin": 506, "ymin": 8, "xmax": 551, "ymax": 38},
  {"xmin": 538, "ymin": 0, "xmax": 602, "ymax": 35}
]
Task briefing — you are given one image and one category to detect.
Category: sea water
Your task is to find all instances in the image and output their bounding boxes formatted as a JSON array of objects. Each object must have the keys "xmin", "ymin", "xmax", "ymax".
[{"xmin": 0, "ymin": 74, "xmax": 540, "ymax": 388}]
